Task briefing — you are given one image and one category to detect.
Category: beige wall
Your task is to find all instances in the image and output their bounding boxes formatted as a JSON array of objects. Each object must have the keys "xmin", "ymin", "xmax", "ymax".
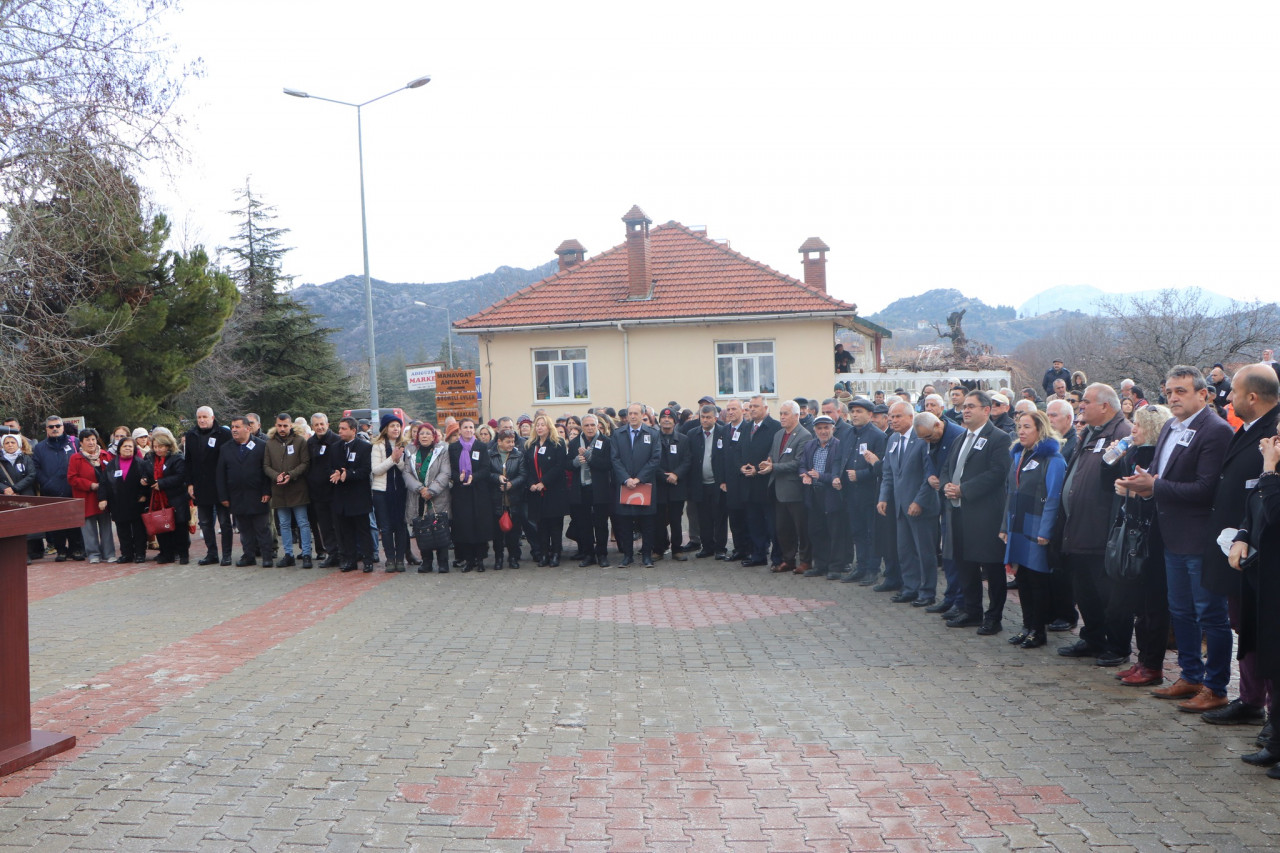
[{"xmin": 468, "ymin": 318, "xmax": 842, "ymax": 420}]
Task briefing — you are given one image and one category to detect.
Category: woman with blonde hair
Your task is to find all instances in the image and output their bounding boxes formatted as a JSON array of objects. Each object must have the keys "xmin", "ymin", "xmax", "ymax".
[
  {"xmin": 521, "ymin": 413, "xmax": 569, "ymax": 566},
  {"xmin": 140, "ymin": 427, "xmax": 189, "ymax": 565},
  {"xmin": 999, "ymin": 409, "xmax": 1067, "ymax": 649}
]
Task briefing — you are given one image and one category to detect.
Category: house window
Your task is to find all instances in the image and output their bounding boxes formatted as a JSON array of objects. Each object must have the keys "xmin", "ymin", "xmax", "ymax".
[
  {"xmin": 533, "ymin": 348, "xmax": 588, "ymax": 401},
  {"xmin": 716, "ymin": 340, "xmax": 775, "ymax": 396}
]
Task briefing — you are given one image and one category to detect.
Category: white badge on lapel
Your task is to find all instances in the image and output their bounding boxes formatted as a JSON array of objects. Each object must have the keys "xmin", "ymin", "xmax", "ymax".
[
  {"xmin": 669, "ymin": 444, "xmax": 678, "ymax": 455},
  {"xmin": 246, "ymin": 440, "xmax": 256, "ymax": 450},
  {"xmin": 319, "ymin": 446, "xmax": 326, "ymax": 455},
  {"xmin": 207, "ymin": 436, "xmax": 217, "ymax": 448},
  {"xmin": 1176, "ymin": 428, "xmax": 1196, "ymax": 447},
  {"xmin": 1023, "ymin": 460, "xmax": 1039, "ymax": 471},
  {"xmin": 974, "ymin": 437, "xmax": 987, "ymax": 450},
  {"xmin": 286, "ymin": 445, "xmax": 295, "ymax": 455},
  {"xmin": 643, "ymin": 434, "xmax": 651, "ymax": 444},
  {"xmin": 593, "ymin": 440, "xmax": 603, "ymax": 450},
  {"xmin": 731, "ymin": 431, "xmax": 740, "ymax": 442},
  {"xmin": 716, "ymin": 438, "xmax": 723, "ymax": 449},
  {"xmin": 1093, "ymin": 437, "xmax": 1105, "ymax": 453},
  {"xmin": 347, "ymin": 452, "xmax": 356, "ymax": 462},
  {"xmin": 474, "ymin": 450, "xmax": 482, "ymax": 460}
]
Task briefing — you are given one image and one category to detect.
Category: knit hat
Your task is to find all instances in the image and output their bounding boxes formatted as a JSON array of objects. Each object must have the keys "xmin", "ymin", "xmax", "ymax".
[
  {"xmin": 379, "ymin": 413, "xmax": 402, "ymax": 433},
  {"xmin": 131, "ymin": 428, "xmax": 149, "ymax": 440},
  {"xmin": 517, "ymin": 413, "xmax": 533, "ymax": 426}
]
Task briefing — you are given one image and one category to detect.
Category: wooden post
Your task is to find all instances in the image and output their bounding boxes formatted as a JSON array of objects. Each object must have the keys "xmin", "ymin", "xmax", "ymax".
[{"xmin": 0, "ymin": 495, "xmax": 83, "ymax": 776}]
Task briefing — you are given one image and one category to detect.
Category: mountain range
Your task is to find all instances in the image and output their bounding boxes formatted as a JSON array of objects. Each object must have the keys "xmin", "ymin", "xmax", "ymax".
[{"xmin": 1018, "ymin": 285, "xmax": 1235, "ymax": 317}]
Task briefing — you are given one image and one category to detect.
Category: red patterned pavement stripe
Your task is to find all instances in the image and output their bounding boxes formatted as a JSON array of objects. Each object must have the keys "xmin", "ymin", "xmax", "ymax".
[
  {"xmin": 28, "ymin": 560, "xmax": 158, "ymax": 603},
  {"xmin": 399, "ymin": 728, "xmax": 1079, "ymax": 851},
  {"xmin": 2, "ymin": 571, "xmax": 393, "ymax": 798},
  {"xmin": 515, "ymin": 588, "xmax": 837, "ymax": 629}
]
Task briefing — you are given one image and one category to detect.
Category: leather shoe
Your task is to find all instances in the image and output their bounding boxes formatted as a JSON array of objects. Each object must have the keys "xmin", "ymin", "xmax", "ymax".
[
  {"xmin": 579, "ymin": 556, "xmax": 597, "ymax": 568},
  {"xmin": 301, "ymin": 555, "xmax": 312, "ymax": 569},
  {"xmin": 911, "ymin": 597, "xmax": 936, "ymax": 608},
  {"xmin": 794, "ymin": 562, "xmax": 810, "ymax": 575},
  {"xmin": 1151, "ymin": 677, "xmax": 1202, "ymax": 700},
  {"xmin": 1268, "ymin": 764, "xmax": 1280, "ymax": 780},
  {"xmin": 1095, "ymin": 652, "xmax": 1130, "ymax": 667},
  {"xmin": 276, "ymin": 554, "xmax": 296, "ymax": 568},
  {"xmin": 890, "ymin": 591, "xmax": 916, "ymax": 603},
  {"xmin": 618, "ymin": 556, "xmax": 634, "ymax": 567},
  {"xmin": 549, "ymin": 555, "xmax": 560, "ymax": 567},
  {"xmin": 742, "ymin": 558, "xmax": 767, "ymax": 567},
  {"xmin": 220, "ymin": 557, "xmax": 232, "ymax": 566},
  {"xmin": 726, "ymin": 550, "xmax": 745, "ymax": 561},
  {"xmin": 872, "ymin": 581, "xmax": 902, "ymax": 593},
  {"xmin": 976, "ymin": 620, "xmax": 1002, "ymax": 636},
  {"xmin": 1114, "ymin": 663, "xmax": 1139, "ymax": 680},
  {"xmin": 197, "ymin": 555, "xmax": 219, "ymax": 566},
  {"xmin": 694, "ymin": 550, "xmax": 715, "ymax": 559},
  {"xmin": 596, "ymin": 556, "xmax": 608, "ymax": 568},
  {"xmin": 939, "ymin": 607, "xmax": 963, "ymax": 621},
  {"xmin": 1202, "ymin": 698, "xmax": 1266, "ymax": 726},
  {"xmin": 839, "ymin": 572, "xmax": 863, "ymax": 583},
  {"xmin": 946, "ymin": 614, "xmax": 982, "ymax": 628},
  {"xmin": 319, "ymin": 555, "xmax": 340, "ymax": 568},
  {"xmin": 234, "ymin": 556, "xmax": 256, "ymax": 567},
  {"xmin": 340, "ymin": 563, "xmax": 356, "ymax": 572},
  {"xmin": 772, "ymin": 562, "xmax": 793, "ymax": 573},
  {"xmin": 672, "ymin": 553, "xmax": 688, "ymax": 562},
  {"xmin": 642, "ymin": 556, "xmax": 654, "ymax": 567},
  {"xmin": 1121, "ymin": 665, "xmax": 1163, "ymax": 687},
  {"xmin": 858, "ymin": 575, "xmax": 877, "ymax": 586},
  {"xmin": 1009, "ymin": 631, "xmax": 1030, "ymax": 645},
  {"xmin": 261, "ymin": 558, "xmax": 273, "ymax": 568},
  {"xmin": 1178, "ymin": 686, "xmax": 1229, "ymax": 714},
  {"xmin": 1242, "ymin": 745, "xmax": 1280, "ymax": 767},
  {"xmin": 1020, "ymin": 631, "xmax": 1047, "ymax": 649},
  {"xmin": 1046, "ymin": 619, "xmax": 1077, "ymax": 632},
  {"xmin": 1057, "ymin": 640, "xmax": 1101, "ymax": 658},
  {"xmin": 924, "ymin": 600, "xmax": 952, "ymax": 613},
  {"xmin": 1258, "ymin": 721, "xmax": 1275, "ymax": 748},
  {"xmin": 802, "ymin": 566, "xmax": 827, "ymax": 577}
]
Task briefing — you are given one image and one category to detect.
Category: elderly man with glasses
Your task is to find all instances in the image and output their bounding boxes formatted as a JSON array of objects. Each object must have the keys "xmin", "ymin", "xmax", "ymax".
[{"xmin": 32, "ymin": 416, "xmax": 86, "ymax": 561}]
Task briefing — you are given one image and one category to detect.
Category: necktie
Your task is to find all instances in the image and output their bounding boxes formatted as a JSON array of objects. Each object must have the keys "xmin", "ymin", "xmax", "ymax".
[
  {"xmin": 631, "ymin": 429, "xmax": 638, "ymax": 447},
  {"xmin": 950, "ymin": 432, "xmax": 976, "ymax": 506}
]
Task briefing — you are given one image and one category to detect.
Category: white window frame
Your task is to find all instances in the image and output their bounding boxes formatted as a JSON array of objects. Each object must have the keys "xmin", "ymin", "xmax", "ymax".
[
  {"xmin": 532, "ymin": 347, "xmax": 589, "ymax": 402},
  {"xmin": 715, "ymin": 339, "xmax": 776, "ymax": 397}
]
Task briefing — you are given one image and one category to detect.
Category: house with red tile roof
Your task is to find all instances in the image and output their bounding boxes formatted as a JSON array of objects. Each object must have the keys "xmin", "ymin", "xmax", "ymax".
[{"xmin": 454, "ymin": 205, "xmax": 891, "ymax": 419}]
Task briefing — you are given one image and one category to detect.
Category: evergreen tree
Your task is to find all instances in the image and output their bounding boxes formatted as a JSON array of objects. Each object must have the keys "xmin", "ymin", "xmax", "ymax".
[{"xmin": 216, "ymin": 181, "xmax": 355, "ymax": 418}]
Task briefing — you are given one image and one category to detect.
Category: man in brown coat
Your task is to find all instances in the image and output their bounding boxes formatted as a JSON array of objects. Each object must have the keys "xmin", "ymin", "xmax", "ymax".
[{"xmin": 264, "ymin": 413, "xmax": 312, "ymax": 568}]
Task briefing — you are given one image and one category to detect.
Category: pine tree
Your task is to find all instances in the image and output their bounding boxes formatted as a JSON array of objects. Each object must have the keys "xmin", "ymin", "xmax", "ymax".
[{"xmin": 215, "ymin": 181, "xmax": 356, "ymax": 419}]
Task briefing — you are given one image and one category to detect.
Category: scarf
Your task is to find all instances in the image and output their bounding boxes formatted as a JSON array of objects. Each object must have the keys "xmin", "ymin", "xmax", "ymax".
[
  {"xmin": 119, "ymin": 456, "xmax": 133, "ymax": 481},
  {"xmin": 151, "ymin": 455, "xmax": 170, "ymax": 510},
  {"xmin": 2, "ymin": 447, "xmax": 20, "ymax": 465},
  {"xmin": 415, "ymin": 443, "xmax": 443, "ymax": 485},
  {"xmin": 459, "ymin": 437, "xmax": 474, "ymax": 477},
  {"xmin": 81, "ymin": 445, "xmax": 102, "ymax": 467}
]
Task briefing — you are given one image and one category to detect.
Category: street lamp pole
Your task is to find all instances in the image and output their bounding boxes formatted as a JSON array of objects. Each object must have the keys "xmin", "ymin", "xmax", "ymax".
[
  {"xmin": 283, "ymin": 75, "xmax": 431, "ymax": 411},
  {"xmin": 413, "ymin": 300, "xmax": 455, "ymax": 368}
]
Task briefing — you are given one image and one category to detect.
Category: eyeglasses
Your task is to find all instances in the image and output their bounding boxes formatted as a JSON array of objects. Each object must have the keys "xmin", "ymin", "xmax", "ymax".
[{"xmin": 46, "ymin": 424, "xmax": 62, "ymax": 430}]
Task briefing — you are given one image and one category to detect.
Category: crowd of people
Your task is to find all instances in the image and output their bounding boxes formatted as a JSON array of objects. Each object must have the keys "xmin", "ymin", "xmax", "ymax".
[{"xmin": 4, "ymin": 356, "xmax": 1280, "ymax": 779}]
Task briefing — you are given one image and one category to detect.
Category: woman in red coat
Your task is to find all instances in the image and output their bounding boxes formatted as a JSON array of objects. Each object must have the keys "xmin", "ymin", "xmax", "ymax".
[{"xmin": 67, "ymin": 428, "xmax": 115, "ymax": 564}]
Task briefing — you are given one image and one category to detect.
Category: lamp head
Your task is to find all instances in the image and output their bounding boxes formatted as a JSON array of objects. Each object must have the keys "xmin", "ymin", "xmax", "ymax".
[
  {"xmin": 283, "ymin": 88, "xmax": 309, "ymax": 98},
  {"xmin": 406, "ymin": 76, "xmax": 432, "ymax": 89}
]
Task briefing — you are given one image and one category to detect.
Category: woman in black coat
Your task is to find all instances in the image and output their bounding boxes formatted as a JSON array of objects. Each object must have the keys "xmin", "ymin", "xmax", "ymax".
[
  {"xmin": 140, "ymin": 427, "xmax": 190, "ymax": 564},
  {"xmin": 489, "ymin": 429, "xmax": 527, "ymax": 569},
  {"xmin": 0, "ymin": 434, "xmax": 40, "ymax": 562},
  {"xmin": 104, "ymin": 436, "xmax": 150, "ymax": 563},
  {"xmin": 521, "ymin": 414, "xmax": 569, "ymax": 566},
  {"xmin": 448, "ymin": 419, "xmax": 494, "ymax": 572}
]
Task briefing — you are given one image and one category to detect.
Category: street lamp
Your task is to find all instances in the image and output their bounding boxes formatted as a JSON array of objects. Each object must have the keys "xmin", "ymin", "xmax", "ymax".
[
  {"xmin": 283, "ymin": 75, "xmax": 432, "ymax": 411},
  {"xmin": 413, "ymin": 300, "xmax": 456, "ymax": 369}
]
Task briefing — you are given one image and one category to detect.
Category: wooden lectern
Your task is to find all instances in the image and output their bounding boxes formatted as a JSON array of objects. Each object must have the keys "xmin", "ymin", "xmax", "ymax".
[{"xmin": 0, "ymin": 494, "xmax": 83, "ymax": 776}]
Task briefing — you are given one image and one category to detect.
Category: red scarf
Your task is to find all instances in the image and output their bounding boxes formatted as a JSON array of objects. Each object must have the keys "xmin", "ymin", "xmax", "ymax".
[{"xmin": 151, "ymin": 456, "xmax": 171, "ymax": 510}]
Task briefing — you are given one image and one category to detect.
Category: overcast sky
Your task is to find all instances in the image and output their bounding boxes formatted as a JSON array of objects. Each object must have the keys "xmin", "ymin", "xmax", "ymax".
[{"xmin": 150, "ymin": 1, "xmax": 1280, "ymax": 315}]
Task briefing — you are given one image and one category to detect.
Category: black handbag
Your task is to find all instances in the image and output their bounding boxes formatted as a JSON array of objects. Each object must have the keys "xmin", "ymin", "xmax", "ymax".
[
  {"xmin": 412, "ymin": 498, "xmax": 451, "ymax": 551},
  {"xmin": 1104, "ymin": 495, "xmax": 1148, "ymax": 580}
]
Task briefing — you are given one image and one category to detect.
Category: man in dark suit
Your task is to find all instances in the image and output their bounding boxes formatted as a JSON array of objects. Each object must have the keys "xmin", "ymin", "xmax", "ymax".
[
  {"xmin": 569, "ymin": 414, "xmax": 614, "ymax": 567},
  {"xmin": 760, "ymin": 400, "xmax": 811, "ymax": 574},
  {"xmin": 306, "ymin": 413, "xmax": 343, "ymax": 568},
  {"xmin": 1056, "ymin": 383, "xmax": 1131, "ymax": 663},
  {"xmin": 818, "ymin": 397, "xmax": 856, "ymax": 575},
  {"xmin": 799, "ymin": 416, "xmax": 845, "ymax": 577},
  {"xmin": 216, "ymin": 415, "xmax": 274, "ymax": 567},
  {"xmin": 1118, "ymin": 365, "xmax": 1233, "ymax": 710},
  {"xmin": 941, "ymin": 390, "xmax": 1013, "ymax": 634},
  {"xmin": 877, "ymin": 402, "xmax": 941, "ymax": 605},
  {"xmin": 918, "ymin": 411, "xmax": 965, "ymax": 615},
  {"xmin": 841, "ymin": 398, "xmax": 887, "ymax": 584},
  {"xmin": 740, "ymin": 395, "xmax": 782, "ymax": 567},
  {"xmin": 185, "ymin": 406, "xmax": 234, "ymax": 566},
  {"xmin": 687, "ymin": 405, "xmax": 727, "ymax": 559},
  {"xmin": 720, "ymin": 399, "xmax": 751, "ymax": 561},
  {"xmin": 1046, "ymin": 400, "xmax": 1078, "ymax": 464},
  {"xmin": 1198, "ymin": 364, "xmax": 1280, "ymax": 725},
  {"xmin": 654, "ymin": 407, "xmax": 692, "ymax": 561},
  {"xmin": 329, "ymin": 416, "xmax": 376, "ymax": 573},
  {"xmin": 611, "ymin": 403, "xmax": 661, "ymax": 567}
]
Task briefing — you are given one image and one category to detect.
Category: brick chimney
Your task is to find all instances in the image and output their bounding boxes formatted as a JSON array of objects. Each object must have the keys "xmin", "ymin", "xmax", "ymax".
[
  {"xmin": 798, "ymin": 237, "xmax": 830, "ymax": 292},
  {"xmin": 622, "ymin": 204, "xmax": 653, "ymax": 299},
  {"xmin": 555, "ymin": 239, "xmax": 586, "ymax": 272}
]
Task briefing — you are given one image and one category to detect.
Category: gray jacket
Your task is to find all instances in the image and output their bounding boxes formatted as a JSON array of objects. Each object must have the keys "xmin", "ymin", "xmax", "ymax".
[
  {"xmin": 768, "ymin": 425, "xmax": 812, "ymax": 503},
  {"xmin": 401, "ymin": 445, "xmax": 452, "ymax": 525}
]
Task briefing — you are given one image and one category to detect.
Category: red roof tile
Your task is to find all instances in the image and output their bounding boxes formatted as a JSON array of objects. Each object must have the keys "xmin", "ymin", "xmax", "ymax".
[{"xmin": 456, "ymin": 220, "xmax": 858, "ymax": 331}]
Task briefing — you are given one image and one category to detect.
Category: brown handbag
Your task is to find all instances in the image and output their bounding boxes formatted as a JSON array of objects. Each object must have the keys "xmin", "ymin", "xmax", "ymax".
[{"xmin": 141, "ymin": 491, "xmax": 176, "ymax": 536}]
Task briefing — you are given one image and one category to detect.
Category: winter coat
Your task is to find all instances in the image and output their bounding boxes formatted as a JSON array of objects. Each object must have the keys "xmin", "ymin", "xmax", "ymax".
[
  {"xmin": 610, "ymin": 424, "xmax": 661, "ymax": 517},
  {"xmin": 68, "ymin": 450, "xmax": 113, "ymax": 518},
  {"xmin": 568, "ymin": 434, "xmax": 614, "ymax": 505},
  {"xmin": 147, "ymin": 451, "xmax": 190, "ymax": 526},
  {"xmin": 449, "ymin": 439, "xmax": 493, "ymax": 543},
  {"xmin": 183, "ymin": 423, "xmax": 232, "ymax": 506},
  {"xmin": 940, "ymin": 421, "xmax": 1013, "ymax": 564},
  {"xmin": 799, "ymin": 437, "xmax": 844, "ymax": 515},
  {"xmin": 489, "ymin": 445, "xmax": 526, "ymax": 511},
  {"xmin": 306, "ymin": 431, "xmax": 343, "ymax": 501},
  {"xmin": 403, "ymin": 444, "xmax": 452, "ymax": 524},
  {"xmin": 655, "ymin": 429, "xmax": 692, "ymax": 503},
  {"xmin": 33, "ymin": 435, "xmax": 76, "ymax": 497},
  {"xmin": 263, "ymin": 431, "xmax": 310, "ymax": 508},
  {"xmin": 104, "ymin": 453, "xmax": 149, "ymax": 522},
  {"xmin": 329, "ymin": 438, "xmax": 373, "ymax": 517},
  {"xmin": 217, "ymin": 439, "xmax": 272, "ymax": 516},
  {"xmin": 1000, "ymin": 438, "xmax": 1066, "ymax": 573},
  {"xmin": 0, "ymin": 453, "xmax": 37, "ymax": 496},
  {"xmin": 522, "ymin": 438, "xmax": 570, "ymax": 519}
]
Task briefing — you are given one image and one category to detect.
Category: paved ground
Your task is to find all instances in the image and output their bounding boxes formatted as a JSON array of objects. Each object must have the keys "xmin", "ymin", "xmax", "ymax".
[{"xmin": 3, "ymin": 540, "xmax": 1279, "ymax": 852}]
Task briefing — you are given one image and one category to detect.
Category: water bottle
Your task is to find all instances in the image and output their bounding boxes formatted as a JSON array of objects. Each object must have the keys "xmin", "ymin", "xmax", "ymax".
[{"xmin": 1103, "ymin": 436, "xmax": 1132, "ymax": 466}]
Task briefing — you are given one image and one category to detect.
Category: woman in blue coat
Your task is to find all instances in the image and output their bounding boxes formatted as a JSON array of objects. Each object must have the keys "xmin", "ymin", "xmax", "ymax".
[{"xmin": 999, "ymin": 409, "xmax": 1066, "ymax": 649}]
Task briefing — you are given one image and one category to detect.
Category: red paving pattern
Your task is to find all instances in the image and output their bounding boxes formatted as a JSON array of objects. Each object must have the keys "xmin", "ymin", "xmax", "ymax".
[
  {"xmin": 514, "ymin": 588, "xmax": 837, "ymax": 630},
  {"xmin": 399, "ymin": 728, "xmax": 1077, "ymax": 852},
  {"xmin": 1, "ymin": 571, "xmax": 394, "ymax": 798},
  {"xmin": 27, "ymin": 560, "xmax": 157, "ymax": 603}
]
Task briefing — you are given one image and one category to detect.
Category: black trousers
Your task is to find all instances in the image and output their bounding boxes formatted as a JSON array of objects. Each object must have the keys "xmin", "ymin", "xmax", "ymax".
[
  {"xmin": 1015, "ymin": 566, "xmax": 1051, "ymax": 634},
  {"xmin": 308, "ymin": 498, "xmax": 338, "ymax": 557},
  {"xmin": 1065, "ymin": 551, "xmax": 1116, "ymax": 652},
  {"xmin": 952, "ymin": 508, "xmax": 1004, "ymax": 621},
  {"xmin": 1106, "ymin": 550, "xmax": 1168, "ymax": 668},
  {"xmin": 654, "ymin": 500, "xmax": 685, "ymax": 555},
  {"xmin": 571, "ymin": 502, "xmax": 611, "ymax": 558},
  {"xmin": 808, "ymin": 509, "xmax": 840, "ymax": 573},
  {"xmin": 114, "ymin": 515, "xmax": 146, "ymax": 561},
  {"xmin": 536, "ymin": 515, "xmax": 564, "ymax": 558},
  {"xmin": 615, "ymin": 514, "xmax": 655, "ymax": 558},
  {"xmin": 876, "ymin": 508, "xmax": 900, "ymax": 583},
  {"xmin": 335, "ymin": 512, "xmax": 373, "ymax": 565},
  {"xmin": 728, "ymin": 505, "xmax": 750, "ymax": 555},
  {"xmin": 197, "ymin": 503, "xmax": 233, "ymax": 558},
  {"xmin": 237, "ymin": 512, "xmax": 274, "ymax": 561},
  {"xmin": 774, "ymin": 500, "xmax": 808, "ymax": 566},
  {"xmin": 848, "ymin": 494, "xmax": 878, "ymax": 573},
  {"xmin": 494, "ymin": 504, "xmax": 525, "ymax": 560},
  {"xmin": 1048, "ymin": 557, "xmax": 1078, "ymax": 625},
  {"xmin": 694, "ymin": 484, "xmax": 727, "ymax": 553}
]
